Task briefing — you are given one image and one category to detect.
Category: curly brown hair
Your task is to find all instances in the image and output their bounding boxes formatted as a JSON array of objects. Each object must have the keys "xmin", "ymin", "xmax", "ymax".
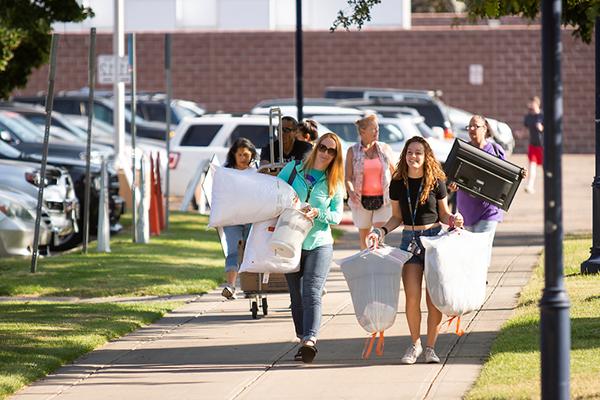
[{"xmin": 392, "ymin": 136, "xmax": 446, "ymax": 205}]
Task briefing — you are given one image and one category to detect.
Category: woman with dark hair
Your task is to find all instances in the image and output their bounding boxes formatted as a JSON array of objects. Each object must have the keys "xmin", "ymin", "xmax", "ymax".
[
  {"xmin": 221, "ymin": 137, "xmax": 257, "ymax": 299},
  {"xmin": 367, "ymin": 136, "xmax": 463, "ymax": 365},
  {"xmin": 296, "ymin": 119, "xmax": 319, "ymax": 143}
]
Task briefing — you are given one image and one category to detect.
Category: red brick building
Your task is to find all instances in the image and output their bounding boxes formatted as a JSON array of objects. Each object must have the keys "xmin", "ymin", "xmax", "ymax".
[{"xmin": 13, "ymin": 16, "xmax": 594, "ymax": 153}]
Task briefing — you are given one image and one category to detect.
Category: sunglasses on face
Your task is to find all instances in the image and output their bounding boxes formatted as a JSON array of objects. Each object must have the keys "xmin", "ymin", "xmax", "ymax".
[
  {"xmin": 317, "ymin": 143, "xmax": 337, "ymax": 156},
  {"xmin": 282, "ymin": 127, "xmax": 295, "ymax": 133}
]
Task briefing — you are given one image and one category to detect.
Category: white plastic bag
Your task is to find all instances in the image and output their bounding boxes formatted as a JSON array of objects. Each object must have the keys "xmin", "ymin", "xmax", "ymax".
[
  {"xmin": 337, "ymin": 246, "xmax": 412, "ymax": 358},
  {"xmin": 421, "ymin": 229, "xmax": 493, "ymax": 317},
  {"xmin": 208, "ymin": 167, "xmax": 298, "ymax": 227},
  {"xmin": 338, "ymin": 246, "xmax": 411, "ymax": 333},
  {"xmin": 239, "ymin": 217, "xmax": 300, "ymax": 276}
]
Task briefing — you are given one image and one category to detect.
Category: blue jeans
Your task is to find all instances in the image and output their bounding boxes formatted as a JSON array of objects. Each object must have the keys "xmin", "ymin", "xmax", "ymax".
[
  {"xmin": 465, "ymin": 220, "xmax": 499, "ymax": 243},
  {"xmin": 399, "ymin": 225, "xmax": 442, "ymax": 265},
  {"xmin": 285, "ymin": 244, "xmax": 333, "ymax": 342},
  {"xmin": 223, "ymin": 224, "xmax": 251, "ymax": 272}
]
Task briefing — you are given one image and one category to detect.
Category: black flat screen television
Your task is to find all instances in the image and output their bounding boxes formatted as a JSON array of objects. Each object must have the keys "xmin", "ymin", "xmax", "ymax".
[{"xmin": 444, "ymin": 139, "xmax": 525, "ymax": 211}]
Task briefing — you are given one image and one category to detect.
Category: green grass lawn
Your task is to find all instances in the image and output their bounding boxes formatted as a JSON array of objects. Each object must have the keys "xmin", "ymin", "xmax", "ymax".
[
  {"xmin": 466, "ymin": 235, "xmax": 600, "ymax": 399},
  {"xmin": 0, "ymin": 212, "xmax": 224, "ymax": 298},
  {"xmin": 0, "ymin": 301, "xmax": 178, "ymax": 400}
]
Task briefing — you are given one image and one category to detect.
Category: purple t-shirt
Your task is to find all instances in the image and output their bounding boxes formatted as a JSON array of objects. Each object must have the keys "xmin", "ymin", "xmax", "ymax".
[{"xmin": 457, "ymin": 141, "xmax": 505, "ymax": 226}]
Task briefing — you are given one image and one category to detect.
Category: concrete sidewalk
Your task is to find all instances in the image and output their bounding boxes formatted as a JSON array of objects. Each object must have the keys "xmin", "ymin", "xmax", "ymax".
[{"xmin": 11, "ymin": 155, "xmax": 594, "ymax": 400}]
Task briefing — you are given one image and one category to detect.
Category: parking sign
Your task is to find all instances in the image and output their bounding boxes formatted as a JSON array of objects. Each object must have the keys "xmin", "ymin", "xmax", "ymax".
[{"xmin": 97, "ymin": 55, "xmax": 131, "ymax": 85}]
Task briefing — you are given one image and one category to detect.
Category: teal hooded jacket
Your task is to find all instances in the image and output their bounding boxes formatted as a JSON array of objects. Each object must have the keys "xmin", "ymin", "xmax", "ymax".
[{"xmin": 277, "ymin": 161, "xmax": 344, "ymax": 251}]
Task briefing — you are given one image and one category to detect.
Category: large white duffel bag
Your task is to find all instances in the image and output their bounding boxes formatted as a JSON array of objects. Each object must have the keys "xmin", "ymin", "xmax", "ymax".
[
  {"xmin": 421, "ymin": 229, "xmax": 493, "ymax": 318},
  {"xmin": 208, "ymin": 167, "xmax": 298, "ymax": 227},
  {"xmin": 239, "ymin": 217, "xmax": 300, "ymax": 277},
  {"xmin": 336, "ymin": 246, "xmax": 412, "ymax": 358}
]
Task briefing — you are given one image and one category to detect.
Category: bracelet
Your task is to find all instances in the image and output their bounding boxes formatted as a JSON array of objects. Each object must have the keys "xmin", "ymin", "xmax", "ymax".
[{"xmin": 381, "ymin": 226, "xmax": 389, "ymax": 235}]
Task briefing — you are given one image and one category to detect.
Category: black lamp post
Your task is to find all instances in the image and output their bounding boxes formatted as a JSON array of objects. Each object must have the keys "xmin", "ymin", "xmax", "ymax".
[
  {"xmin": 295, "ymin": 0, "xmax": 304, "ymax": 122},
  {"xmin": 539, "ymin": 0, "xmax": 571, "ymax": 398},
  {"xmin": 581, "ymin": 16, "xmax": 600, "ymax": 274}
]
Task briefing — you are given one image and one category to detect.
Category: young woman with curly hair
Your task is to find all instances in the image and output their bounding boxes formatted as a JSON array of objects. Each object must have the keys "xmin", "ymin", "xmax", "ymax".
[{"xmin": 367, "ymin": 136, "xmax": 463, "ymax": 365}]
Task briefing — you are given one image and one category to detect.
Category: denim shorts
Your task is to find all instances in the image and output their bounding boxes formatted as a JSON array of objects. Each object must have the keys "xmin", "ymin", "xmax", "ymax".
[{"xmin": 399, "ymin": 225, "xmax": 442, "ymax": 266}]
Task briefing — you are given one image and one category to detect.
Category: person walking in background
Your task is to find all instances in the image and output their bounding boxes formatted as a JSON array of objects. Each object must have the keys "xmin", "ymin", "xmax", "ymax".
[
  {"xmin": 367, "ymin": 136, "xmax": 463, "ymax": 365},
  {"xmin": 296, "ymin": 119, "xmax": 319, "ymax": 144},
  {"xmin": 260, "ymin": 116, "xmax": 312, "ymax": 165},
  {"xmin": 221, "ymin": 138, "xmax": 258, "ymax": 299},
  {"xmin": 448, "ymin": 115, "xmax": 504, "ymax": 241},
  {"xmin": 523, "ymin": 96, "xmax": 543, "ymax": 193},
  {"xmin": 277, "ymin": 132, "xmax": 344, "ymax": 363},
  {"xmin": 345, "ymin": 114, "xmax": 395, "ymax": 250}
]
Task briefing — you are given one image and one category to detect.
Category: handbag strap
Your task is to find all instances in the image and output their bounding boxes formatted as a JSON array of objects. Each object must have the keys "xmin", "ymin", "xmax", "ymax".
[{"xmin": 286, "ymin": 160, "xmax": 301, "ymax": 186}]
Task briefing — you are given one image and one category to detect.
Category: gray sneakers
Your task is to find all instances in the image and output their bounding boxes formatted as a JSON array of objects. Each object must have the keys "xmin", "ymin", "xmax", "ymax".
[
  {"xmin": 424, "ymin": 346, "xmax": 440, "ymax": 363},
  {"xmin": 221, "ymin": 285, "xmax": 237, "ymax": 300},
  {"xmin": 400, "ymin": 342, "xmax": 423, "ymax": 365}
]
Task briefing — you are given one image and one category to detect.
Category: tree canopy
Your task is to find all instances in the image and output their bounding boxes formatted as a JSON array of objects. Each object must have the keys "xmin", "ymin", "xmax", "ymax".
[
  {"xmin": 0, "ymin": 0, "xmax": 93, "ymax": 99},
  {"xmin": 331, "ymin": 0, "xmax": 599, "ymax": 44}
]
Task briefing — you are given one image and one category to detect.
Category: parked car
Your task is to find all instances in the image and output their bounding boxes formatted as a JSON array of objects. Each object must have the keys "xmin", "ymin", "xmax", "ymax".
[
  {"xmin": 446, "ymin": 106, "xmax": 515, "ymax": 154},
  {"xmin": 313, "ymin": 114, "xmax": 452, "ymax": 164},
  {"xmin": 249, "ymin": 104, "xmax": 363, "ymax": 118},
  {"xmin": 252, "ymin": 98, "xmax": 340, "ymax": 109},
  {"xmin": 326, "ymin": 88, "xmax": 455, "ymax": 139},
  {"xmin": 169, "ymin": 114, "xmax": 353, "ymax": 197},
  {"xmin": 126, "ymin": 95, "xmax": 206, "ymax": 125},
  {"xmin": 14, "ymin": 94, "xmax": 167, "ymax": 141},
  {"xmin": 0, "ymin": 158, "xmax": 78, "ymax": 248},
  {"xmin": 0, "ymin": 140, "xmax": 124, "ymax": 248},
  {"xmin": 0, "ymin": 189, "xmax": 53, "ymax": 257}
]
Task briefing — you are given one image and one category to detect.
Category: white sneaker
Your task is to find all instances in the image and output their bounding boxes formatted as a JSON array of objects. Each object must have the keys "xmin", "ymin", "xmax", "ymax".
[
  {"xmin": 221, "ymin": 285, "xmax": 237, "ymax": 300},
  {"xmin": 400, "ymin": 342, "xmax": 423, "ymax": 365},
  {"xmin": 424, "ymin": 346, "xmax": 440, "ymax": 363}
]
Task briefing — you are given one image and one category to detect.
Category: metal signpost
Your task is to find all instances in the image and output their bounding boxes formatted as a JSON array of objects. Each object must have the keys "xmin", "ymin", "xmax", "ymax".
[
  {"xmin": 165, "ymin": 33, "xmax": 172, "ymax": 230},
  {"xmin": 31, "ymin": 35, "xmax": 59, "ymax": 273},
  {"xmin": 83, "ymin": 28, "xmax": 96, "ymax": 254},
  {"xmin": 129, "ymin": 33, "xmax": 138, "ymax": 242}
]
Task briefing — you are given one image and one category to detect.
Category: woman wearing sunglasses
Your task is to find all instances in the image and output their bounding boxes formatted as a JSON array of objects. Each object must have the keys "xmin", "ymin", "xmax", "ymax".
[
  {"xmin": 277, "ymin": 132, "xmax": 345, "ymax": 363},
  {"xmin": 448, "ymin": 115, "xmax": 505, "ymax": 241}
]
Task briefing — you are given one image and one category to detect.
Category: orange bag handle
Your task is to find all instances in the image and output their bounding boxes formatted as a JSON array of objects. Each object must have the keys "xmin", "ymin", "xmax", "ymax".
[
  {"xmin": 443, "ymin": 316, "xmax": 465, "ymax": 336},
  {"xmin": 362, "ymin": 331, "xmax": 385, "ymax": 359}
]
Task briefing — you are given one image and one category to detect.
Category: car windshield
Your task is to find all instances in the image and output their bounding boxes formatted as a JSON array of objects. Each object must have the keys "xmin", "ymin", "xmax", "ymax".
[
  {"xmin": 0, "ymin": 112, "xmax": 42, "ymax": 142},
  {"xmin": 0, "ymin": 140, "xmax": 23, "ymax": 158},
  {"xmin": 319, "ymin": 122, "xmax": 405, "ymax": 144}
]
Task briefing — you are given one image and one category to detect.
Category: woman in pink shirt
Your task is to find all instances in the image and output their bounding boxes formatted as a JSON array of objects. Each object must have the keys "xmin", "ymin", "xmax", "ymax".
[{"xmin": 345, "ymin": 114, "xmax": 395, "ymax": 249}]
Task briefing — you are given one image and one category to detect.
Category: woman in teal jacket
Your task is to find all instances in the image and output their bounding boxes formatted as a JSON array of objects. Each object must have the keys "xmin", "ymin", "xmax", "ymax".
[{"xmin": 277, "ymin": 132, "xmax": 345, "ymax": 363}]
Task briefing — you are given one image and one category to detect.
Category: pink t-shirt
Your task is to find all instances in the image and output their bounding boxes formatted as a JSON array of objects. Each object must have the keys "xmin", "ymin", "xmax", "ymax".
[{"xmin": 361, "ymin": 157, "xmax": 384, "ymax": 196}]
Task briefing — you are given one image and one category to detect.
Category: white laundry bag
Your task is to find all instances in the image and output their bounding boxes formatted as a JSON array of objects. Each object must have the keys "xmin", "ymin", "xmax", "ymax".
[
  {"xmin": 239, "ymin": 217, "xmax": 301, "ymax": 279},
  {"xmin": 208, "ymin": 167, "xmax": 298, "ymax": 227},
  {"xmin": 336, "ymin": 246, "xmax": 412, "ymax": 358},
  {"xmin": 421, "ymin": 229, "xmax": 493, "ymax": 319}
]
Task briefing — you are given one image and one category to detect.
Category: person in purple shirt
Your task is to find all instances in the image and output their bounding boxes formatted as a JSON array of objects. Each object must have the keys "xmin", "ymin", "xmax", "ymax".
[{"xmin": 449, "ymin": 115, "xmax": 504, "ymax": 238}]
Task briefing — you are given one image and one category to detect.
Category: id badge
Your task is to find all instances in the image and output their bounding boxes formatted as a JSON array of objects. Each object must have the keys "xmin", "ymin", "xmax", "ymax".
[{"xmin": 407, "ymin": 239, "xmax": 421, "ymax": 256}]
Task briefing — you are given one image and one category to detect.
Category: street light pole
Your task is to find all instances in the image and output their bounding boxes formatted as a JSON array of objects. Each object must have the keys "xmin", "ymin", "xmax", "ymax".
[
  {"xmin": 540, "ymin": 0, "xmax": 571, "ymax": 398},
  {"xmin": 581, "ymin": 16, "xmax": 600, "ymax": 274},
  {"xmin": 295, "ymin": 0, "xmax": 303, "ymax": 122}
]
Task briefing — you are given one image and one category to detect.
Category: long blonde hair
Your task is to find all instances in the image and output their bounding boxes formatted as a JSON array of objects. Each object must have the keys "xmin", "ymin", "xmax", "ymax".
[
  {"xmin": 302, "ymin": 132, "xmax": 345, "ymax": 197},
  {"xmin": 392, "ymin": 136, "xmax": 445, "ymax": 205}
]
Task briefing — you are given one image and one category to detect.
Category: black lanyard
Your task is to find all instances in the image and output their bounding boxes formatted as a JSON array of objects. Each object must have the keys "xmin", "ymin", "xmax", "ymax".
[{"xmin": 406, "ymin": 179, "xmax": 423, "ymax": 239}]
